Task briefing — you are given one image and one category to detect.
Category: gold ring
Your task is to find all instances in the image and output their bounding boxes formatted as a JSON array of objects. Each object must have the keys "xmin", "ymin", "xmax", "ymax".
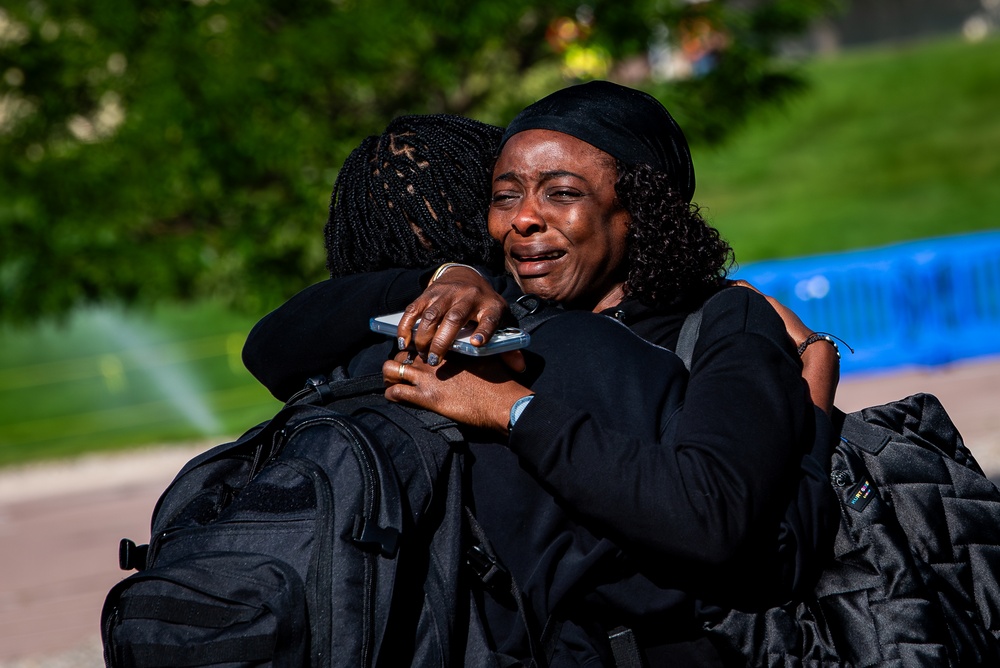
[{"xmin": 397, "ymin": 362, "xmax": 408, "ymax": 381}]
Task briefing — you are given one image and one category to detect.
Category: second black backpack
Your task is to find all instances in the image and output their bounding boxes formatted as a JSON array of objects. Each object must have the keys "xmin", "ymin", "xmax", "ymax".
[{"xmin": 679, "ymin": 292, "xmax": 1000, "ymax": 666}]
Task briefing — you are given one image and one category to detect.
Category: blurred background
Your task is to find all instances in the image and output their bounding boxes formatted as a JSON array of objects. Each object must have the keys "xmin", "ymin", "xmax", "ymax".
[
  {"xmin": 1, "ymin": 0, "xmax": 999, "ymax": 663},
  {"xmin": 1, "ymin": 0, "xmax": 998, "ymax": 469}
]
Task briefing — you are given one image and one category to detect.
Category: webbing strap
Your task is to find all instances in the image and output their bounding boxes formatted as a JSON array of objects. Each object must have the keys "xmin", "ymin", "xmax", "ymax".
[
  {"xmin": 293, "ymin": 372, "xmax": 465, "ymax": 446},
  {"xmin": 608, "ymin": 626, "xmax": 646, "ymax": 668},
  {"xmin": 362, "ymin": 401, "xmax": 465, "ymax": 446},
  {"xmin": 465, "ymin": 507, "xmax": 549, "ymax": 668},
  {"xmin": 122, "ymin": 636, "xmax": 274, "ymax": 667},
  {"xmin": 119, "ymin": 595, "xmax": 256, "ymax": 628},
  {"xmin": 287, "ymin": 371, "xmax": 386, "ymax": 407},
  {"xmin": 509, "ymin": 294, "xmax": 562, "ymax": 333},
  {"xmin": 405, "ymin": 406, "xmax": 465, "ymax": 443},
  {"xmin": 836, "ymin": 408, "xmax": 892, "ymax": 455}
]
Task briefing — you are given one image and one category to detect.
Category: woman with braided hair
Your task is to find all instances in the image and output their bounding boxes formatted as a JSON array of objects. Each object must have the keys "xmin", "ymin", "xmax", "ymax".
[
  {"xmin": 243, "ymin": 101, "xmax": 838, "ymax": 665},
  {"xmin": 324, "ymin": 114, "xmax": 503, "ymax": 279},
  {"xmin": 245, "ymin": 114, "xmax": 506, "ymax": 399}
]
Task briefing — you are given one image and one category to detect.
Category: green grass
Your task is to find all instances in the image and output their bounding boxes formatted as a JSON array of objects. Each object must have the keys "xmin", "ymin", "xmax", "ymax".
[
  {"xmin": 0, "ymin": 302, "xmax": 281, "ymax": 467},
  {"xmin": 2, "ymin": 34, "xmax": 999, "ymax": 468},
  {"xmin": 696, "ymin": 35, "xmax": 1000, "ymax": 263}
]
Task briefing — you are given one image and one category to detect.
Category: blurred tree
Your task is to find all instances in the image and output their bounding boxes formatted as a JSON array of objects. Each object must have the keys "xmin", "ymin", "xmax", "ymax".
[{"xmin": 0, "ymin": 0, "xmax": 839, "ymax": 322}]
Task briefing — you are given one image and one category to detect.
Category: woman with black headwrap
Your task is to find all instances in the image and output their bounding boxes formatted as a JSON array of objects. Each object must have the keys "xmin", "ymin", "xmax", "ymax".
[
  {"xmin": 243, "ymin": 95, "xmax": 838, "ymax": 665},
  {"xmin": 377, "ymin": 82, "xmax": 840, "ymax": 662}
]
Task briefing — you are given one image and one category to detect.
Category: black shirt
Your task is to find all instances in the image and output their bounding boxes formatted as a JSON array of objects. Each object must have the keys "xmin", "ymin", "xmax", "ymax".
[{"xmin": 242, "ymin": 269, "xmax": 827, "ymax": 666}]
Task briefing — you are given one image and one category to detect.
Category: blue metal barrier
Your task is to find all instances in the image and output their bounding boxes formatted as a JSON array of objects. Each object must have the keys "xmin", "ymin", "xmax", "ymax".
[{"xmin": 731, "ymin": 231, "xmax": 1000, "ymax": 376}]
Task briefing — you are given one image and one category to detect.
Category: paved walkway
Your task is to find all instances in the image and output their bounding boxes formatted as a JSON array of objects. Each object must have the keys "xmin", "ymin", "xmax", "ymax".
[
  {"xmin": 0, "ymin": 444, "xmax": 210, "ymax": 667},
  {"xmin": 1, "ymin": 357, "xmax": 999, "ymax": 666}
]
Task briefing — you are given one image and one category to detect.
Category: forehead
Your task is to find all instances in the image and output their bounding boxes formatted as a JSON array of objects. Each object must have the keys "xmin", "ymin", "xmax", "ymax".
[{"xmin": 495, "ymin": 129, "xmax": 617, "ymax": 179}]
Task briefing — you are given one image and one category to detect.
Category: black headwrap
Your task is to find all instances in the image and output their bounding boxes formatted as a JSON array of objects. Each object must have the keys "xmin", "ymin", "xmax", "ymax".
[{"xmin": 500, "ymin": 80, "xmax": 696, "ymax": 202}]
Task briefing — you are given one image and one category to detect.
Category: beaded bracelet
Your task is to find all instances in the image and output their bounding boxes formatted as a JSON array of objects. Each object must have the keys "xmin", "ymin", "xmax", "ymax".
[{"xmin": 797, "ymin": 332, "xmax": 841, "ymax": 359}]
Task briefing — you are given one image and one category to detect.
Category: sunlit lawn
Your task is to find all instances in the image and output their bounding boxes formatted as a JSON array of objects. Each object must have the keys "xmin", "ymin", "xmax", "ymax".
[
  {"xmin": 0, "ymin": 302, "xmax": 280, "ymax": 467},
  {"xmin": 697, "ymin": 35, "xmax": 1000, "ymax": 263}
]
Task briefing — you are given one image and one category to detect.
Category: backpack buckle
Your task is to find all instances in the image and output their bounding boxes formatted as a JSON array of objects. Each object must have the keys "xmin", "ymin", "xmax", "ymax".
[
  {"xmin": 466, "ymin": 543, "xmax": 511, "ymax": 591},
  {"xmin": 119, "ymin": 538, "xmax": 149, "ymax": 572},
  {"xmin": 351, "ymin": 515, "xmax": 400, "ymax": 558}
]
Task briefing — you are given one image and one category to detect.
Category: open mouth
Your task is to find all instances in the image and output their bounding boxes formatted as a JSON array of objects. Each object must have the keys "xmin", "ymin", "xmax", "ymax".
[
  {"xmin": 510, "ymin": 248, "xmax": 566, "ymax": 278},
  {"xmin": 512, "ymin": 249, "xmax": 566, "ymax": 262}
]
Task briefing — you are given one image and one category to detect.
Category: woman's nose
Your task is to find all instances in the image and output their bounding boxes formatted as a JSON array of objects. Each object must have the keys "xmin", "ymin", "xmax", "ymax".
[{"xmin": 510, "ymin": 197, "xmax": 545, "ymax": 235}]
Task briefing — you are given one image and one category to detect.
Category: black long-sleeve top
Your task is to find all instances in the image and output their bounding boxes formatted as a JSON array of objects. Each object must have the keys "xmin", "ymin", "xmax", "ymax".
[
  {"xmin": 242, "ymin": 269, "xmax": 828, "ymax": 665},
  {"xmin": 512, "ymin": 290, "xmax": 809, "ymax": 566},
  {"xmin": 243, "ymin": 269, "xmax": 434, "ymax": 402}
]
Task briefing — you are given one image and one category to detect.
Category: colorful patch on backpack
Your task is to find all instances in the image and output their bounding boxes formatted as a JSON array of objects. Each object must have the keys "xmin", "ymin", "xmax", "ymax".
[{"xmin": 846, "ymin": 478, "xmax": 876, "ymax": 512}]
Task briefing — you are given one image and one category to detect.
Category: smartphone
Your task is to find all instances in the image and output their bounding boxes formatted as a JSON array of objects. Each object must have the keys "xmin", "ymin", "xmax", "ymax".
[{"xmin": 369, "ymin": 311, "xmax": 530, "ymax": 356}]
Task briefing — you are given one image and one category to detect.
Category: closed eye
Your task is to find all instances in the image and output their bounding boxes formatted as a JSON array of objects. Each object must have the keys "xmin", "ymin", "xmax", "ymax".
[
  {"xmin": 547, "ymin": 189, "xmax": 582, "ymax": 200},
  {"xmin": 491, "ymin": 192, "xmax": 518, "ymax": 206}
]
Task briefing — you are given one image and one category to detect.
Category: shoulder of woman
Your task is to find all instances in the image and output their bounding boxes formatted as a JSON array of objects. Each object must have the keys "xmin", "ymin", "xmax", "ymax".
[
  {"xmin": 534, "ymin": 309, "xmax": 659, "ymax": 351},
  {"xmin": 698, "ymin": 285, "xmax": 787, "ymax": 342}
]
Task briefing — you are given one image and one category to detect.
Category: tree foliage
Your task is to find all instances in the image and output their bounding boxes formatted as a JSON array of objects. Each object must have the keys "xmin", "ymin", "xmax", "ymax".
[{"xmin": 0, "ymin": 0, "xmax": 839, "ymax": 323}]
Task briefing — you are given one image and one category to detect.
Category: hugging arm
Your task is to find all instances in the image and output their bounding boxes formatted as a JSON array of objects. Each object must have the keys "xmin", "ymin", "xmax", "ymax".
[
  {"xmin": 731, "ymin": 280, "xmax": 839, "ymax": 413},
  {"xmin": 242, "ymin": 266, "xmax": 518, "ymax": 401},
  {"xmin": 243, "ymin": 269, "xmax": 428, "ymax": 401}
]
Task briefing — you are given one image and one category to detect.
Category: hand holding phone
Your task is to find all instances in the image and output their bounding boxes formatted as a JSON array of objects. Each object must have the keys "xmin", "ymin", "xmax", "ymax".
[{"xmin": 370, "ymin": 312, "xmax": 530, "ymax": 356}]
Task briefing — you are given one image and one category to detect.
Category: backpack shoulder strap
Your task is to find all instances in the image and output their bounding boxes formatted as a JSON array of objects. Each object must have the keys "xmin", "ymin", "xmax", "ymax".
[
  {"xmin": 676, "ymin": 285, "xmax": 739, "ymax": 371},
  {"xmin": 286, "ymin": 370, "xmax": 386, "ymax": 406},
  {"xmin": 676, "ymin": 307, "xmax": 703, "ymax": 372},
  {"xmin": 834, "ymin": 407, "xmax": 892, "ymax": 455},
  {"xmin": 509, "ymin": 294, "xmax": 562, "ymax": 333}
]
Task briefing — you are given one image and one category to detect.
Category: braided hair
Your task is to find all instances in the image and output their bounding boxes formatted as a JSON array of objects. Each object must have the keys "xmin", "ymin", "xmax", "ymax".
[
  {"xmin": 614, "ymin": 160, "xmax": 735, "ymax": 307},
  {"xmin": 324, "ymin": 114, "xmax": 504, "ymax": 278}
]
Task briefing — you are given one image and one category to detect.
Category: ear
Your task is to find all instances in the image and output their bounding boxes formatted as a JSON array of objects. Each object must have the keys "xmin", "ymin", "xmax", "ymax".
[{"xmin": 613, "ymin": 204, "xmax": 632, "ymax": 236}]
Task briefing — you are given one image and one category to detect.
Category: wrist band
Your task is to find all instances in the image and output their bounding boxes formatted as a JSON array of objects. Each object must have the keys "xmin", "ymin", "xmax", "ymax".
[
  {"xmin": 430, "ymin": 262, "xmax": 480, "ymax": 283},
  {"xmin": 508, "ymin": 395, "xmax": 535, "ymax": 432},
  {"xmin": 797, "ymin": 332, "xmax": 841, "ymax": 359}
]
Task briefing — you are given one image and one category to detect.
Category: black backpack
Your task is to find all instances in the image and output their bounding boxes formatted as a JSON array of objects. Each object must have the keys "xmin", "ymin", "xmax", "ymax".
[
  {"xmin": 679, "ymin": 293, "xmax": 1000, "ymax": 666},
  {"xmin": 702, "ymin": 393, "xmax": 1000, "ymax": 667},
  {"xmin": 101, "ymin": 372, "xmax": 539, "ymax": 668}
]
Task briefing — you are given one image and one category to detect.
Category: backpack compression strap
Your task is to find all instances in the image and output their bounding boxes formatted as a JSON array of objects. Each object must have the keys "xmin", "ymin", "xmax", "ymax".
[{"xmin": 464, "ymin": 507, "xmax": 553, "ymax": 668}]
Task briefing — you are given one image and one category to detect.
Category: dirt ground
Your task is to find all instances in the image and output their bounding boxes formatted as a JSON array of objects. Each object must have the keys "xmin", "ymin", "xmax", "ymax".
[{"xmin": 1, "ymin": 356, "xmax": 998, "ymax": 667}]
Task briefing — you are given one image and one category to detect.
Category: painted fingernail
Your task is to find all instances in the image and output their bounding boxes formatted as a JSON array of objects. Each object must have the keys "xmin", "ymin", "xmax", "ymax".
[
  {"xmin": 471, "ymin": 334, "xmax": 484, "ymax": 345},
  {"xmin": 427, "ymin": 353, "xmax": 440, "ymax": 367},
  {"xmin": 397, "ymin": 337, "xmax": 406, "ymax": 350}
]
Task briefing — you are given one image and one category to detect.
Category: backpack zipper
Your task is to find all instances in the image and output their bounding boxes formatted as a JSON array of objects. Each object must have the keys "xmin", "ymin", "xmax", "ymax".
[{"xmin": 284, "ymin": 415, "xmax": 383, "ymax": 667}]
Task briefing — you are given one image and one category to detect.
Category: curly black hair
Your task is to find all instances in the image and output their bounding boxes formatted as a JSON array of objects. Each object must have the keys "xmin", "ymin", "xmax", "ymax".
[
  {"xmin": 324, "ymin": 114, "xmax": 504, "ymax": 278},
  {"xmin": 614, "ymin": 160, "xmax": 735, "ymax": 307}
]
